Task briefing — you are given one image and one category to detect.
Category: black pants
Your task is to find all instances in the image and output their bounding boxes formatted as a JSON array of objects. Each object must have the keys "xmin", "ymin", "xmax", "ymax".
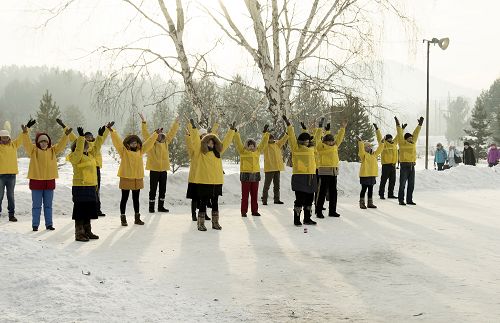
[
  {"xmin": 360, "ymin": 185, "xmax": 374, "ymax": 198},
  {"xmin": 261, "ymin": 171, "xmax": 280, "ymax": 202},
  {"xmin": 436, "ymin": 163, "xmax": 444, "ymax": 171},
  {"xmin": 294, "ymin": 191, "xmax": 314, "ymax": 208},
  {"xmin": 149, "ymin": 171, "xmax": 167, "ymax": 202},
  {"xmin": 120, "ymin": 189, "xmax": 140, "ymax": 214},
  {"xmin": 379, "ymin": 164, "xmax": 396, "ymax": 197},
  {"xmin": 398, "ymin": 163, "xmax": 415, "ymax": 203},
  {"xmin": 96, "ymin": 167, "xmax": 102, "ymax": 214},
  {"xmin": 315, "ymin": 175, "xmax": 337, "ymax": 214},
  {"xmin": 198, "ymin": 196, "xmax": 219, "ymax": 213}
]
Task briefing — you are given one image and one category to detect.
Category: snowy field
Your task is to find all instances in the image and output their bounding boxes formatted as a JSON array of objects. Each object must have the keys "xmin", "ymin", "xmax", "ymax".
[{"xmin": 1, "ymin": 147, "xmax": 500, "ymax": 322}]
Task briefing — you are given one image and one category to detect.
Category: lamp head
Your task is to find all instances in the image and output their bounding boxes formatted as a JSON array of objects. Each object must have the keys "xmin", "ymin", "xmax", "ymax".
[{"xmin": 438, "ymin": 37, "xmax": 449, "ymax": 50}]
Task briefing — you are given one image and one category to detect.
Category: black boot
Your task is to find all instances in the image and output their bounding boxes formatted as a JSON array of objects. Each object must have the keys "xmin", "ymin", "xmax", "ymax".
[
  {"xmin": 149, "ymin": 200, "xmax": 155, "ymax": 213},
  {"xmin": 134, "ymin": 213, "xmax": 145, "ymax": 225},
  {"xmin": 83, "ymin": 222, "xmax": 99, "ymax": 239},
  {"xmin": 158, "ymin": 199, "xmax": 169, "ymax": 213},
  {"xmin": 204, "ymin": 213, "xmax": 211, "ymax": 220},
  {"xmin": 121, "ymin": 214, "xmax": 128, "ymax": 226},
  {"xmin": 293, "ymin": 207, "xmax": 302, "ymax": 226},
  {"xmin": 9, "ymin": 215, "xmax": 18, "ymax": 222},
  {"xmin": 75, "ymin": 221, "xmax": 89, "ymax": 242},
  {"xmin": 303, "ymin": 206, "xmax": 317, "ymax": 225}
]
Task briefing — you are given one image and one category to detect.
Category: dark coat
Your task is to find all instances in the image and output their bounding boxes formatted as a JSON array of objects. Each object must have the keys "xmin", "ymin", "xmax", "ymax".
[
  {"xmin": 291, "ymin": 174, "xmax": 317, "ymax": 194},
  {"xmin": 463, "ymin": 147, "xmax": 476, "ymax": 166}
]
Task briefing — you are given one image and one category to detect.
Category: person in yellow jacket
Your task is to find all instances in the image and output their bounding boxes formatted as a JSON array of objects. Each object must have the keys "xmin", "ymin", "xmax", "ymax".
[
  {"xmin": 67, "ymin": 127, "xmax": 100, "ymax": 242},
  {"xmin": 373, "ymin": 123, "xmax": 399, "ymax": 200},
  {"xmin": 357, "ymin": 137, "xmax": 385, "ymax": 209},
  {"xmin": 58, "ymin": 118, "xmax": 110, "ymax": 217},
  {"xmin": 282, "ymin": 115, "xmax": 319, "ymax": 226},
  {"xmin": 233, "ymin": 125, "xmax": 270, "ymax": 217},
  {"xmin": 261, "ymin": 131, "xmax": 288, "ymax": 206},
  {"xmin": 107, "ymin": 122, "xmax": 160, "ymax": 226},
  {"xmin": 139, "ymin": 113, "xmax": 179, "ymax": 213},
  {"xmin": 315, "ymin": 119, "xmax": 347, "ymax": 218},
  {"xmin": 188, "ymin": 119, "xmax": 235, "ymax": 231},
  {"xmin": 21, "ymin": 119, "xmax": 71, "ymax": 231},
  {"xmin": 395, "ymin": 116, "xmax": 424, "ymax": 206},
  {"xmin": 0, "ymin": 124, "xmax": 23, "ymax": 222}
]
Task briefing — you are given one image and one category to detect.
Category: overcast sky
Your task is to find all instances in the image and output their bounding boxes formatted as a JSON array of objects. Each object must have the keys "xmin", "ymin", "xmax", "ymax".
[{"xmin": 0, "ymin": 0, "xmax": 499, "ymax": 93}]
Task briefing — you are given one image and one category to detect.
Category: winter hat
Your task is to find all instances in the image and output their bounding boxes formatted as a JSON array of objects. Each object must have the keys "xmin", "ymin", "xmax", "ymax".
[
  {"xmin": 199, "ymin": 128, "xmax": 208, "ymax": 136},
  {"xmin": 385, "ymin": 134, "xmax": 393, "ymax": 141},
  {"xmin": 35, "ymin": 133, "xmax": 52, "ymax": 149},
  {"xmin": 404, "ymin": 133, "xmax": 412, "ymax": 140},
  {"xmin": 0, "ymin": 129, "xmax": 10, "ymax": 138},
  {"xmin": 322, "ymin": 134, "xmax": 335, "ymax": 143},
  {"xmin": 37, "ymin": 134, "xmax": 49, "ymax": 143},
  {"xmin": 464, "ymin": 141, "xmax": 470, "ymax": 146},
  {"xmin": 245, "ymin": 138, "xmax": 257, "ymax": 149},
  {"xmin": 297, "ymin": 132, "xmax": 312, "ymax": 142},
  {"xmin": 84, "ymin": 132, "xmax": 93, "ymax": 137}
]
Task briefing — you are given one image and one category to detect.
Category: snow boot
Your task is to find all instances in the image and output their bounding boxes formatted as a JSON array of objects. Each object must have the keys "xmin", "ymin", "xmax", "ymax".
[
  {"xmin": 191, "ymin": 211, "xmax": 197, "ymax": 222},
  {"xmin": 9, "ymin": 215, "xmax": 17, "ymax": 222},
  {"xmin": 293, "ymin": 207, "xmax": 302, "ymax": 226},
  {"xmin": 32, "ymin": 226, "xmax": 38, "ymax": 231},
  {"xmin": 158, "ymin": 199, "xmax": 169, "ymax": 212},
  {"xmin": 399, "ymin": 200, "xmax": 406, "ymax": 206},
  {"xmin": 46, "ymin": 226, "xmax": 55, "ymax": 230},
  {"xmin": 329, "ymin": 211, "xmax": 341, "ymax": 217},
  {"xmin": 367, "ymin": 199, "xmax": 377, "ymax": 209},
  {"xmin": 134, "ymin": 213, "xmax": 144, "ymax": 225},
  {"xmin": 274, "ymin": 201, "xmax": 284, "ymax": 205},
  {"xmin": 241, "ymin": 213, "xmax": 247, "ymax": 217},
  {"xmin": 262, "ymin": 197, "xmax": 268, "ymax": 206},
  {"xmin": 359, "ymin": 198, "xmax": 367, "ymax": 209},
  {"xmin": 379, "ymin": 195, "xmax": 386, "ymax": 200},
  {"xmin": 316, "ymin": 210, "xmax": 325, "ymax": 218},
  {"xmin": 197, "ymin": 212, "xmax": 207, "ymax": 231},
  {"xmin": 407, "ymin": 201, "xmax": 416, "ymax": 205},
  {"xmin": 121, "ymin": 214, "xmax": 128, "ymax": 226},
  {"xmin": 303, "ymin": 206, "xmax": 317, "ymax": 225},
  {"xmin": 212, "ymin": 211, "xmax": 222, "ymax": 230},
  {"xmin": 75, "ymin": 221, "xmax": 89, "ymax": 242},
  {"xmin": 84, "ymin": 222, "xmax": 99, "ymax": 239},
  {"xmin": 149, "ymin": 200, "xmax": 155, "ymax": 213},
  {"xmin": 252, "ymin": 212, "xmax": 261, "ymax": 216}
]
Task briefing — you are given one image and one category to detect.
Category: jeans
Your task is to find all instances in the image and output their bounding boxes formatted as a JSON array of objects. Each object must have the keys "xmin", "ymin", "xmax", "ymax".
[
  {"xmin": 32, "ymin": 189, "xmax": 54, "ymax": 228},
  {"xmin": 261, "ymin": 171, "xmax": 280, "ymax": 202},
  {"xmin": 241, "ymin": 181, "xmax": 259, "ymax": 214},
  {"xmin": 96, "ymin": 167, "xmax": 102, "ymax": 214},
  {"xmin": 379, "ymin": 164, "xmax": 396, "ymax": 197},
  {"xmin": 315, "ymin": 175, "xmax": 338, "ymax": 214},
  {"xmin": 0, "ymin": 174, "xmax": 16, "ymax": 215},
  {"xmin": 149, "ymin": 171, "xmax": 167, "ymax": 202},
  {"xmin": 398, "ymin": 163, "xmax": 415, "ymax": 203}
]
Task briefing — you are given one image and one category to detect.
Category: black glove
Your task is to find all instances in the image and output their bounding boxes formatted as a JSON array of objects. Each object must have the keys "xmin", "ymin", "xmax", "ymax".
[
  {"xmin": 418, "ymin": 116, "xmax": 424, "ymax": 126},
  {"xmin": 263, "ymin": 124, "xmax": 269, "ymax": 133},
  {"xmin": 300, "ymin": 122, "xmax": 307, "ymax": 130},
  {"xmin": 98, "ymin": 126, "xmax": 105, "ymax": 136},
  {"xmin": 282, "ymin": 115, "xmax": 291, "ymax": 126},
  {"xmin": 402, "ymin": 123, "xmax": 408, "ymax": 129},
  {"xmin": 373, "ymin": 123, "xmax": 378, "ymax": 130},
  {"xmin": 325, "ymin": 123, "xmax": 331, "ymax": 131},
  {"xmin": 77, "ymin": 127, "xmax": 84, "ymax": 136},
  {"xmin": 318, "ymin": 117, "xmax": 325, "ymax": 128},
  {"xmin": 189, "ymin": 118, "xmax": 196, "ymax": 129},
  {"xmin": 394, "ymin": 116, "xmax": 400, "ymax": 126},
  {"xmin": 230, "ymin": 121, "xmax": 236, "ymax": 131},
  {"xmin": 26, "ymin": 119, "xmax": 36, "ymax": 128},
  {"xmin": 56, "ymin": 118, "xmax": 66, "ymax": 128}
]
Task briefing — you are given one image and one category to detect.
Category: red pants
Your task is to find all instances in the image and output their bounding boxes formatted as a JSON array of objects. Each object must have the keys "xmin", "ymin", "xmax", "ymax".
[{"xmin": 241, "ymin": 181, "xmax": 259, "ymax": 214}]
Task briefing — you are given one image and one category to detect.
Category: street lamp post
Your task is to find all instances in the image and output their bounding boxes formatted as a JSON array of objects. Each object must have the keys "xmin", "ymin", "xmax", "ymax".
[{"xmin": 423, "ymin": 37, "xmax": 449, "ymax": 170}]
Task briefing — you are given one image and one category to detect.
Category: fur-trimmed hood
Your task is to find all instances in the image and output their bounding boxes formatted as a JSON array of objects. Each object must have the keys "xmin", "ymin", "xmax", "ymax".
[
  {"xmin": 245, "ymin": 138, "xmax": 257, "ymax": 150},
  {"xmin": 35, "ymin": 132, "xmax": 52, "ymax": 149},
  {"xmin": 123, "ymin": 134, "xmax": 142, "ymax": 149},
  {"xmin": 201, "ymin": 133, "xmax": 223, "ymax": 154}
]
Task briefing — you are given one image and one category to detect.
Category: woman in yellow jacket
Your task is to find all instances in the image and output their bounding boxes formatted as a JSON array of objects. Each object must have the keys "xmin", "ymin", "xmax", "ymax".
[
  {"xmin": 21, "ymin": 119, "xmax": 71, "ymax": 231},
  {"xmin": 188, "ymin": 119, "xmax": 235, "ymax": 231},
  {"xmin": 373, "ymin": 123, "xmax": 399, "ymax": 200},
  {"xmin": 139, "ymin": 113, "xmax": 179, "ymax": 213},
  {"xmin": 0, "ymin": 123, "xmax": 23, "ymax": 222},
  {"xmin": 107, "ymin": 122, "xmax": 159, "ymax": 226},
  {"xmin": 67, "ymin": 127, "xmax": 100, "ymax": 242},
  {"xmin": 357, "ymin": 137, "xmax": 385, "ymax": 209},
  {"xmin": 233, "ymin": 125, "xmax": 269, "ymax": 217},
  {"xmin": 315, "ymin": 120, "xmax": 346, "ymax": 218},
  {"xmin": 261, "ymin": 132, "xmax": 288, "ymax": 205},
  {"xmin": 282, "ymin": 115, "xmax": 319, "ymax": 226}
]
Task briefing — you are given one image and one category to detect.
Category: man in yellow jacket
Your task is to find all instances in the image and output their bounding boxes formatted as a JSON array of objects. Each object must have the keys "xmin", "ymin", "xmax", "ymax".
[
  {"xmin": 374, "ymin": 123, "xmax": 399, "ymax": 200},
  {"xmin": 395, "ymin": 116, "xmax": 424, "ymax": 206},
  {"xmin": 0, "ymin": 125, "xmax": 23, "ymax": 222},
  {"xmin": 358, "ymin": 138, "xmax": 385, "ymax": 209},
  {"xmin": 139, "ymin": 113, "xmax": 179, "ymax": 213},
  {"xmin": 261, "ymin": 132, "xmax": 288, "ymax": 205}
]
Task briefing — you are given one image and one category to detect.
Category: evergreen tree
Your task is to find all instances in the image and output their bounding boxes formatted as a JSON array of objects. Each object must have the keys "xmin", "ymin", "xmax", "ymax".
[
  {"xmin": 444, "ymin": 97, "xmax": 469, "ymax": 144},
  {"xmin": 464, "ymin": 92, "xmax": 492, "ymax": 160},
  {"xmin": 34, "ymin": 90, "xmax": 63, "ymax": 142},
  {"xmin": 331, "ymin": 95, "xmax": 374, "ymax": 162},
  {"xmin": 292, "ymin": 81, "xmax": 329, "ymax": 130}
]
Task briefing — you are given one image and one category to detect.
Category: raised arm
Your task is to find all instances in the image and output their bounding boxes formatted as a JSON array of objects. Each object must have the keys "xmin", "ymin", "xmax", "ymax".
[
  {"xmin": 68, "ymin": 136, "xmax": 85, "ymax": 164},
  {"xmin": 373, "ymin": 142, "xmax": 385, "ymax": 157},
  {"xmin": 375, "ymin": 128, "xmax": 383, "ymax": 144},
  {"xmin": 188, "ymin": 120, "xmax": 201, "ymax": 152},
  {"xmin": 93, "ymin": 126, "xmax": 108, "ymax": 153},
  {"xmin": 142, "ymin": 131, "xmax": 160, "ymax": 154},
  {"xmin": 64, "ymin": 127, "xmax": 78, "ymax": 142},
  {"xmin": 141, "ymin": 121, "xmax": 151, "ymax": 140},
  {"xmin": 165, "ymin": 119, "xmax": 180, "ymax": 143},
  {"xmin": 287, "ymin": 125, "xmax": 298, "ymax": 151},
  {"xmin": 109, "ymin": 129, "xmax": 125, "ymax": 157},
  {"xmin": 233, "ymin": 132, "xmax": 244, "ymax": 154},
  {"xmin": 210, "ymin": 122, "xmax": 219, "ymax": 135},
  {"xmin": 257, "ymin": 131, "xmax": 270, "ymax": 152},
  {"xmin": 276, "ymin": 133, "xmax": 289, "ymax": 148},
  {"xmin": 358, "ymin": 140, "xmax": 366, "ymax": 160},
  {"xmin": 53, "ymin": 131, "xmax": 70, "ymax": 155},
  {"xmin": 336, "ymin": 127, "xmax": 346, "ymax": 147},
  {"xmin": 221, "ymin": 128, "xmax": 236, "ymax": 155},
  {"xmin": 11, "ymin": 133, "xmax": 23, "ymax": 149},
  {"xmin": 21, "ymin": 131, "xmax": 35, "ymax": 156}
]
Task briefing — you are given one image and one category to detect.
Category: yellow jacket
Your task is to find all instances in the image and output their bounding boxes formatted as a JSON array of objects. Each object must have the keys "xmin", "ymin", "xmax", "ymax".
[
  {"xmin": 287, "ymin": 126, "xmax": 317, "ymax": 175},
  {"xmin": 376, "ymin": 129, "xmax": 398, "ymax": 165},
  {"xmin": 358, "ymin": 141, "xmax": 384, "ymax": 177},
  {"xmin": 142, "ymin": 121, "xmax": 179, "ymax": 172},
  {"xmin": 0, "ymin": 134, "xmax": 22, "ymax": 174},
  {"xmin": 22, "ymin": 132, "xmax": 69, "ymax": 180},
  {"xmin": 397, "ymin": 125, "xmax": 421, "ymax": 163},
  {"xmin": 233, "ymin": 132, "xmax": 269, "ymax": 173},
  {"xmin": 67, "ymin": 136, "xmax": 98, "ymax": 186},
  {"xmin": 185, "ymin": 123, "xmax": 219, "ymax": 183},
  {"xmin": 315, "ymin": 127, "xmax": 345, "ymax": 168},
  {"xmin": 262, "ymin": 134, "xmax": 288, "ymax": 172},
  {"xmin": 110, "ymin": 130, "xmax": 158, "ymax": 179},
  {"xmin": 68, "ymin": 128, "xmax": 109, "ymax": 168},
  {"xmin": 189, "ymin": 126, "xmax": 235, "ymax": 185}
]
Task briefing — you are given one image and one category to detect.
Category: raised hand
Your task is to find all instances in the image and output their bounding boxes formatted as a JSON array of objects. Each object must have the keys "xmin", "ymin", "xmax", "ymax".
[
  {"xmin": 106, "ymin": 122, "xmax": 114, "ymax": 131},
  {"xmin": 418, "ymin": 116, "xmax": 424, "ymax": 126},
  {"xmin": 98, "ymin": 126, "xmax": 105, "ymax": 136},
  {"xmin": 229, "ymin": 121, "xmax": 236, "ymax": 131},
  {"xmin": 65, "ymin": 128, "xmax": 73, "ymax": 136},
  {"xmin": 21, "ymin": 125, "xmax": 28, "ymax": 133},
  {"xmin": 77, "ymin": 127, "xmax": 84, "ymax": 136},
  {"xmin": 300, "ymin": 122, "xmax": 307, "ymax": 130},
  {"xmin": 263, "ymin": 124, "xmax": 269, "ymax": 133},
  {"xmin": 282, "ymin": 115, "xmax": 291, "ymax": 126},
  {"xmin": 26, "ymin": 119, "xmax": 36, "ymax": 128},
  {"xmin": 56, "ymin": 118, "xmax": 66, "ymax": 128},
  {"xmin": 139, "ymin": 112, "xmax": 145, "ymax": 122},
  {"xmin": 394, "ymin": 116, "xmax": 400, "ymax": 126},
  {"xmin": 402, "ymin": 123, "xmax": 408, "ymax": 129},
  {"xmin": 318, "ymin": 117, "xmax": 325, "ymax": 128},
  {"xmin": 189, "ymin": 118, "xmax": 196, "ymax": 129},
  {"xmin": 373, "ymin": 123, "xmax": 378, "ymax": 130},
  {"xmin": 325, "ymin": 123, "xmax": 331, "ymax": 131}
]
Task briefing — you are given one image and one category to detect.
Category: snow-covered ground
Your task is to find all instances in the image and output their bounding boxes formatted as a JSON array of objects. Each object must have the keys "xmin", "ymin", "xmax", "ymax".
[{"xmin": 1, "ymin": 146, "xmax": 500, "ymax": 322}]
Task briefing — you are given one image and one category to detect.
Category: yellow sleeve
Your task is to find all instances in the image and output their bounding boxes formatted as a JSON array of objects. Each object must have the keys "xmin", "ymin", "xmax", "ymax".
[
  {"xmin": 53, "ymin": 134, "xmax": 70, "ymax": 154},
  {"xmin": 397, "ymin": 126, "xmax": 404, "ymax": 145},
  {"xmin": 336, "ymin": 127, "xmax": 346, "ymax": 147},
  {"xmin": 276, "ymin": 134, "xmax": 288, "ymax": 148},
  {"xmin": 221, "ymin": 129, "xmax": 235, "ymax": 155},
  {"xmin": 314, "ymin": 128, "xmax": 322, "ymax": 149},
  {"xmin": 141, "ymin": 122, "xmax": 151, "ymax": 140},
  {"xmin": 210, "ymin": 123, "xmax": 219, "ymax": 135},
  {"xmin": 110, "ymin": 130, "xmax": 125, "ymax": 157},
  {"xmin": 376, "ymin": 129, "xmax": 383, "ymax": 144},
  {"xmin": 166, "ymin": 120, "xmax": 180, "ymax": 143},
  {"xmin": 142, "ymin": 132, "xmax": 159, "ymax": 154},
  {"xmin": 374, "ymin": 143, "xmax": 385, "ymax": 157},
  {"xmin": 12, "ymin": 133, "xmax": 23, "ymax": 149},
  {"xmin": 68, "ymin": 136, "xmax": 85, "ymax": 164},
  {"xmin": 185, "ymin": 135, "xmax": 194, "ymax": 158},
  {"xmin": 287, "ymin": 125, "xmax": 298, "ymax": 151},
  {"xmin": 257, "ymin": 132, "xmax": 269, "ymax": 152},
  {"xmin": 412, "ymin": 125, "xmax": 421, "ymax": 142},
  {"xmin": 358, "ymin": 141, "xmax": 365, "ymax": 160},
  {"xmin": 93, "ymin": 133, "xmax": 104, "ymax": 153},
  {"xmin": 233, "ymin": 132, "xmax": 244, "ymax": 154},
  {"xmin": 63, "ymin": 127, "xmax": 78, "ymax": 142},
  {"xmin": 22, "ymin": 132, "xmax": 35, "ymax": 157},
  {"xmin": 189, "ymin": 125, "xmax": 201, "ymax": 152}
]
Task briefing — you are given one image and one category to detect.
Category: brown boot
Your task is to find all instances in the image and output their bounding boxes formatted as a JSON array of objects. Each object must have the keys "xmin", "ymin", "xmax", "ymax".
[
  {"xmin": 121, "ymin": 214, "xmax": 128, "ymax": 226},
  {"xmin": 134, "ymin": 213, "xmax": 144, "ymax": 225},
  {"xmin": 212, "ymin": 211, "xmax": 222, "ymax": 230},
  {"xmin": 367, "ymin": 199, "xmax": 377, "ymax": 209},
  {"xmin": 197, "ymin": 212, "xmax": 207, "ymax": 231},
  {"xmin": 83, "ymin": 222, "xmax": 99, "ymax": 239},
  {"xmin": 359, "ymin": 198, "xmax": 367, "ymax": 209},
  {"xmin": 75, "ymin": 221, "xmax": 89, "ymax": 242}
]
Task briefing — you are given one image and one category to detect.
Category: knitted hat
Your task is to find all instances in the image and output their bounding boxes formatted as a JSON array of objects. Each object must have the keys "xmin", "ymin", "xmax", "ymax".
[
  {"xmin": 297, "ymin": 132, "xmax": 312, "ymax": 142},
  {"xmin": 37, "ymin": 134, "xmax": 49, "ymax": 143},
  {"xmin": 0, "ymin": 129, "xmax": 10, "ymax": 138},
  {"xmin": 404, "ymin": 133, "xmax": 412, "ymax": 140}
]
